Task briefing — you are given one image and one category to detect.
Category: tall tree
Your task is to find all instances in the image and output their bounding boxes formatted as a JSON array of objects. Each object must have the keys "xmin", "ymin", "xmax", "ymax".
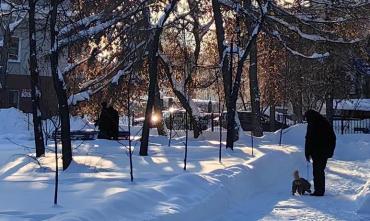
[
  {"xmin": 248, "ymin": 37, "xmax": 263, "ymax": 137},
  {"xmin": 213, "ymin": 0, "xmax": 269, "ymax": 148},
  {"xmin": 140, "ymin": 0, "xmax": 179, "ymax": 156},
  {"xmin": 50, "ymin": 0, "xmax": 72, "ymax": 170},
  {"xmin": 28, "ymin": 0, "xmax": 45, "ymax": 157}
]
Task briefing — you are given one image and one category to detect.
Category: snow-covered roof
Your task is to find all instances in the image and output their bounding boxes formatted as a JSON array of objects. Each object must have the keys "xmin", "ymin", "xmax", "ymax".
[{"xmin": 335, "ymin": 99, "xmax": 370, "ymax": 111}]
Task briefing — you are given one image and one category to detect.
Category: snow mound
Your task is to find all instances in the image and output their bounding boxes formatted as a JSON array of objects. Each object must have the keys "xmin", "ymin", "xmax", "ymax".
[
  {"xmin": 358, "ymin": 180, "xmax": 370, "ymax": 215},
  {"xmin": 334, "ymin": 134, "xmax": 370, "ymax": 161},
  {"xmin": 265, "ymin": 124, "xmax": 307, "ymax": 147},
  {"xmin": 0, "ymin": 108, "xmax": 33, "ymax": 139}
]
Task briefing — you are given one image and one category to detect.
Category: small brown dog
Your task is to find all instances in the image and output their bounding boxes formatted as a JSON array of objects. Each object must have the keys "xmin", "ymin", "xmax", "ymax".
[{"xmin": 292, "ymin": 170, "xmax": 311, "ymax": 195}]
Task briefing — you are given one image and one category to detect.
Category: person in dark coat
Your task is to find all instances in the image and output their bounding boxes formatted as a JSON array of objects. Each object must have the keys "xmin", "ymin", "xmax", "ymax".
[
  {"xmin": 96, "ymin": 102, "xmax": 110, "ymax": 139},
  {"xmin": 107, "ymin": 106, "xmax": 119, "ymax": 140},
  {"xmin": 304, "ymin": 109, "xmax": 336, "ymax": 196},
  {"xmin": 292, "ymin": 170, "xmax": 311, "ymax": 195}
]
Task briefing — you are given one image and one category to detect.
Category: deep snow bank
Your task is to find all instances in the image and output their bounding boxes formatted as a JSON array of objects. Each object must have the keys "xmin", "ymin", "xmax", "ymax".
[
  {"xmin": 48, "ymin": 146, "xmax": 301, "ymax": 221},
  {"xmin": 0, "ymin": 108, "xmax": 95, "ymax": 140},
  {"xmin": 358, "ymin": 180, "xmax": 370, "ymax": 215},
  {"xmin": 335, "ymin": 134, "xmax": 370, "ymax": 161},
  {"xmin": 0, "ymin": 108, "xmax": 33, "ymax": 139}
]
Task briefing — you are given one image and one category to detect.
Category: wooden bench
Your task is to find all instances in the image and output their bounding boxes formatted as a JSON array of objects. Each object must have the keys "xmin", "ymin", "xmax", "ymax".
[
  {"xmin": 117, "ymin": 131, "xmax": 130, "ymax": 140},
  {"xmin": 49, "ymin": 130, "xmax": 97, "ymax": 140},
  {"xmin": 49, "ymin": 130, "xmax": 130, "ymax": 140}
]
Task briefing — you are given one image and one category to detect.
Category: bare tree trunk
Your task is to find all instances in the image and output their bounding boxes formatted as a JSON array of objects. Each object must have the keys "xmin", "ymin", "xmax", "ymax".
[
  {"xmin": 140, "ymin": 0, "xmax": 179, "ymax": 156},
  {"xmin": 295, "ymin": 65, "xmax": 304, "ymax": 123},
  {"xmin": 160, "ymin": 56, "xmax": 202, "ymax": 138},
  {"xmin": 140, "ymin": 32, "xmax": 160, "ymax": 156},
  {"xmin": 240, "ymin": 91, "xmax": 248, "ymax": 111},
  {"xmin": 226, "ymin": 42, "xmax": 237, "ymax": 149},
  {"xmin": 29, "ymin": 0, "xmax": 45, "ymax": 157},
  {"xmin": 270, "ymin": 105, "xmax": 276, "ymax": 131},
  {"xmin": 292, "ymin": 98, "xmax": 303, "ymax": 123},
  {"xmin": 154, "ymin": 83, "xmax": 167, "ymax": 136},
  {"xmin": 0, "ymin": 26, "xmax": 10, "ymax": 106},
  {"xmin": 212, "ymin": 0, "xmax": 236, "ymax": 148},
  {"xmin": 211, "ymin": 0, "xmax": 231, "ymax": 108},
  {"xmin": 50, "ymin": 0, "xmax": 72, "ymax": 170},
  {"xmin": 249, "ymin": 39, "xmax": 263, "ymax": 137},
  {"xmin": 326, "ymin": 93, "xmax": 334, "ymax": 126}
]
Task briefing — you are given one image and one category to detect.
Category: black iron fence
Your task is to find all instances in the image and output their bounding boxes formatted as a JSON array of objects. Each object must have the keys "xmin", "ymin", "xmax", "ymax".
[{"xmin": 333, "ymin": 117, "xmax": 370, "ymax": 134}]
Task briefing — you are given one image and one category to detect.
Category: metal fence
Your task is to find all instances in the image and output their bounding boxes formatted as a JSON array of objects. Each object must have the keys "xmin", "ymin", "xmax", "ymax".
[{"xmin": 333, "ymin": 117, "xmax": 370, "ymax": 134}]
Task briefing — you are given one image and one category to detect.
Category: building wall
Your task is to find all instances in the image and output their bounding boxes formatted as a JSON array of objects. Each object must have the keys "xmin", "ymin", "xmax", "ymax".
[
  {"xmin": 0, "ymin": 74, "xmax": 58, "ymax": 117},
  {"xmin": 0, "ymin": 16, "xmax": 68, "ymax": 116}
]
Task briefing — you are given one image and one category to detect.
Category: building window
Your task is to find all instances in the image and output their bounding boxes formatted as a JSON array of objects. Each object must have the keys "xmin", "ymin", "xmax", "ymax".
[
  {"xmin": 8, "ymin": 90, "xmax": 19, "ymax": 108},
  {"xmin": 9, "ymin": 37, "xmax": 20, "ymax": 61},
  {"xmin": 0, "ymin": 36, "xmax": 20, "ymax": 62}
]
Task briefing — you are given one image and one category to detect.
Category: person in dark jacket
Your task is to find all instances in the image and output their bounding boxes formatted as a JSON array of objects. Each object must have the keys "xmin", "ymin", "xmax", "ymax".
[
  {"xmin": 304, "ymin": 109, "xmax": 336, "ymax": 196},
  {"xmin": 292, "ymin": 170, "xmax": 311, "ymax": 195},
  {"xmin": 96, "ymin": 102, "xmax": 110, "ymax": 139},
  {"xmin": 108, "ymin": 106, "xmax": 119, "ymax": 140}
]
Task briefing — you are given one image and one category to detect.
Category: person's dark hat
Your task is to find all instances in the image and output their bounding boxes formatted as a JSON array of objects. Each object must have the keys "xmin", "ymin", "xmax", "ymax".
[{"xmin": 304, "ymin": 109, "xmax": 320, "ymax": 123}]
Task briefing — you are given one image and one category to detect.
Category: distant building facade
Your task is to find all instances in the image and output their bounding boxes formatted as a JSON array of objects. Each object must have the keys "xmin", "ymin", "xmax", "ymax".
[{"xmin": 0, "ymin": 3, "xmax": 61, "ymax": 116}]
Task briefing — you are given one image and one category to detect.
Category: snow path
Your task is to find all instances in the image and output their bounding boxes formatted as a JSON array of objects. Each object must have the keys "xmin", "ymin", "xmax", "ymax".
[{"xmin": 210, "ymin": 148, "xmax": 370, "ymax": 221}]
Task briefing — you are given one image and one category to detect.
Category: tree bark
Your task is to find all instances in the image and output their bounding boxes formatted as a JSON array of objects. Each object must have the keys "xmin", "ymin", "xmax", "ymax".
[
  {"xmin": 0, "ymin": 26, "xmax": 10, "ymax": 105},
  {"xmin": 226, "ymin": 42, "xmax": 237, "ymax": 149},
  {"xmin": 326, "ymin": 93, "xmax": 334, "ymax": 126},
  {"xmin": 270, "ymin": 105, "xmax": 276, "ymax": 131},
  {"xmin": 29, "ymin": 0, "xmax": 45, "ymax": 157},
  {"xmin": 160, "ymin": 58, "xmax": 202, "ymax": 138},
  {"xmin": 140, "ymin": 31, "xmax": 160, "ymax": 156},
  {"xmin": 249, "ymin": 38, "xmax": 263, "ymax": 137},
  {"xmin": 154, "ymin": 83, "xmax": 167, "ymax": 136},
  {"xmin": 211, "ymin": 0, "xmax": 231, "ymax": 108},
  {"xmin": 292, "ymin": 97, "xmax": 303, "ymax": 123},
  {"xmin": 212, "ymin": 0, "xmax": 237, "ymax": 148},
  {"xmin": 50, "ymin": 0, "xmax": 72, "ymax": 170},
  {"xmin": 140, "ymin": 0, "xmax": 179, "ymax": 156}
]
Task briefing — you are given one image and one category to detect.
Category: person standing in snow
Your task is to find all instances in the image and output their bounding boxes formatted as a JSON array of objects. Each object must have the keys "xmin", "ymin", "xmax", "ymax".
[
  {"xmin": 107, "ymin": 105, "xmax": 119, "ymax": 140},
  {"xmin": 304, "ymin": 110, "xmax": 336, "ymax": 196},
  {"xmin": 96, "ymin": 102, "xmax": 110, "ymax": 139}
]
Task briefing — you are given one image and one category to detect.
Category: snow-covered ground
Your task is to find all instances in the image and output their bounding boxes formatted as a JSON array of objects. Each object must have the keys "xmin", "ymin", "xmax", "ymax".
[{"xmin": 0, "ymin": 108, "xmax": 369, "ymax": 221}]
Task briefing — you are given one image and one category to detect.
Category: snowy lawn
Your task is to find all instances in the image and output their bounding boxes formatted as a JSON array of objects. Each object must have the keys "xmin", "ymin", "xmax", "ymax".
[{"xmin": 0, "ymin": 108, "xmax": 369, "ymax": 221}]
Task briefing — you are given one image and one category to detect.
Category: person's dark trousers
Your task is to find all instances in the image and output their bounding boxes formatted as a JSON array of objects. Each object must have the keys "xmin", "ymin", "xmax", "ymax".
[{"xmin": 312, "ymin": 157, "xmax": 328, "ymax": 195}]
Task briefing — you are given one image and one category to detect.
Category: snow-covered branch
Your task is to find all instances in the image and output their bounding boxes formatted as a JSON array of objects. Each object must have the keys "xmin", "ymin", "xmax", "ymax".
[
  {"xmin": 57, "ymin": 1, "xmax": 147, "ymax": 50},
  {"xmin": 68, "ymin": 90, "xmax": 92, "ymax": 106},
  {"xmin": 58, "ymin": 14, "xmax": 102, "ymax": 37},
  {"xmin": 267, "ymin": 15, "xmax": 362, "ymax": 44},
  {"xmin": 271, "ymin": 30, "xmax": 330, "ymax": 59},
  {"xmin": 8, "ymin": 16, "xmax": 25, "ymax": 32},
  {"xmin": 111, "ymin": 62, "xmax": 133, "ymax": 85},
  {"xmin": 156, "ymin": 0, "xmax": 180, "ymax": 28},
  {"xmin": 58, "ymin": 18, "xmax": 118, "ymax": 49},
  {"xmin": 238, "ymin": 0, "xmax": 270, "ymax": 60}
]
